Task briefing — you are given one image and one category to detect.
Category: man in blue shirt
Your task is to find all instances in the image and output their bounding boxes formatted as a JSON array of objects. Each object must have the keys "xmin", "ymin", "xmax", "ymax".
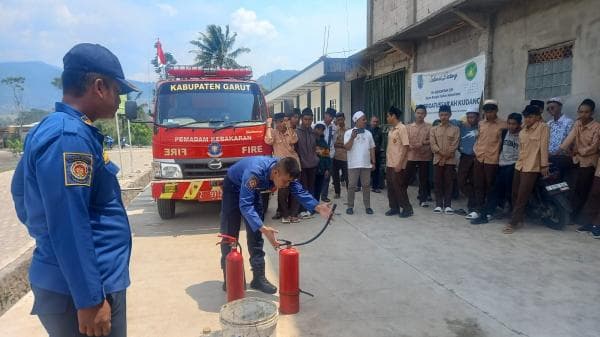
[
  {"xmin": 220, "ymin": 156, "xmax": 332, "ymax": 294},
  {"xmin": 11, "ymin": 43, "xmax": 138, "ymax": 337},
  {"xmin": 453, "ymin": 111, "xmax": 480, "ymax": 216}
]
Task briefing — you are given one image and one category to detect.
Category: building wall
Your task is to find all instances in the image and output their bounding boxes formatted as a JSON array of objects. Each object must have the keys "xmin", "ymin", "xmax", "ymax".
[
  {"xmin": 415, "ymin": 25, "xmax": 484, "ymax": 72},
  {"xmin": 324, "ymin": 82, "xmax": 341, "ymax": 112},
  {"xmin": 416, "ymin": 0, "xmax": 454, "ymax": 22},
  {"xmin": 492, "ymin": 0, "xmax": 600, "ymax": 118},
  {"xmin": 299, "ymin": 93, "xmax": 308, "ymax": 110},
  {"xmin": 371, "ymin": 0, "xmax": 411, "ymax": 44},
  {"xmin": 311, "ymin": 88, "xmax": 322, "ymax": 119}
]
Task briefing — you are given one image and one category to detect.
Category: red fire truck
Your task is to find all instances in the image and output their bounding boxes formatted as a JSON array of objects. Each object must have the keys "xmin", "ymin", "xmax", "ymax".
[{"xmin": 126, "ymin": 66, "xmax": 272, "ymax": 219}]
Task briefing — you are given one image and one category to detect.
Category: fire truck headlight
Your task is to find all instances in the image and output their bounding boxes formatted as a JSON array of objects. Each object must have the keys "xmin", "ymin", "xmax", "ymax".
[{"xmin": 160, "ymin": 163, "xmax": 183, "ymax": 179}]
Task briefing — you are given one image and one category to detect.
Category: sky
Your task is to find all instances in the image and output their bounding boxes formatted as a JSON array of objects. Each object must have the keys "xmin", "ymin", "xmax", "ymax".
[{"xmin": 0, "ymin": 0, "xmax": 366, "ymax": 82}]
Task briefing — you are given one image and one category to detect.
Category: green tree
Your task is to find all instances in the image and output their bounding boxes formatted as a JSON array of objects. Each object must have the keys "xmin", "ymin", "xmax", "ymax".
[
  {"xmin": 1, "ymin": 76, "xmax": 25, "ymax": 135},
  {"xmin": 130, "ymin": 123, "xmax": 152, "ymax": 146},
  {"xmin": 151, "ymin": 52, "xmax": 177, "ymax": 74},
  {"xmin": 51, "ymin": 77, "xmax": 62, "ymax": 90},
  {"xmin": 189, "ymin": 24, "xmax": 250, "ymax": 68}
]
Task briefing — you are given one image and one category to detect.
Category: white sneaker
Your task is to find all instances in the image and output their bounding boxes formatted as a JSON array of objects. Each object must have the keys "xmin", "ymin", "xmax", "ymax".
[
  {"xmin": 433, "ymin": 206, "xmax": 442, "ymax": 214},
  {"xmin": 299, "ymin": 211, "xmax": 313, "ymax": 219},
  {"xmin": 444, "ymin": 207, "xmax": 454, "ymax": 215},
  {"xmin": 420, "ymin": 201, "xmax": 430, "ymax": 208},
  {"xmin": 281, "ymin": 217, "xmax": 291, "ymax": 224},
  {"xmin": 465, "ymin": 211, "xmax": 479, "ymax": 220}
]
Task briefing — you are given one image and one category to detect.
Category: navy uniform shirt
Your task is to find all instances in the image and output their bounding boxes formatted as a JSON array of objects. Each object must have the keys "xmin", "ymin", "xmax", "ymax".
[
  {"xmin": 11, "ymin": 102, "xmax": 132, "ymax": 309},
  {"xmin": 227, "ymin": 156, "xmax": 318, "ymax": 232}
]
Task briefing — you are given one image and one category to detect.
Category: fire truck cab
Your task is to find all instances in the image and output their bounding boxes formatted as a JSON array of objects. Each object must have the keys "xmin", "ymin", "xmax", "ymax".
[{"xmin": 132, "ymin": 66, "xmax": 272, "ymax": 219}]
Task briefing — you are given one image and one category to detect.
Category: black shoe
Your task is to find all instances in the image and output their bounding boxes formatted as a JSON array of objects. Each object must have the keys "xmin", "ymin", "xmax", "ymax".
[
  {"xmin": 399, "ymin": 209, "xmax": 413, "ymax": 218},
  {"xmin": 366, "ymin": 208, "xmax": 374, "ymax": 215},
  {"xmin": 385, "ymin": 209, "xmax": 399, "ymax": 216},
  {"xmin": 576, "ymin": 224, "xmax": 594, "ymax": 233},
  {"xmin": 591, "ymin": 226, "xmax": 600, "ymax": 239},
  {"xmin": 271, "ymin": 213, "xmax": 282, "ymax": 220},
  {"xmin": 322, "ymin": 197, "xmax": 331, "ymax": 203},
  {"xmin": 471, "ymin": 216, "xmax": 489, "ymax": 225},
  {"xmin": 346, "ymin": 208, "xmax": 354, "ymax": 215},
  {"xmin": 250, "ymin": 271, "xmax": 277, "ymax": 294},
  {"xmin": 372, "ymin": 188, "xmax": 381, "ymax": 193}
]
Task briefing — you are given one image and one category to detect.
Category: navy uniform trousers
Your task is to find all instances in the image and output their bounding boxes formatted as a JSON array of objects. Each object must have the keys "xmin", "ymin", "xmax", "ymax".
[{"xmin": 220, "ymin": 176, "xmax": 266, "ymax": 272}]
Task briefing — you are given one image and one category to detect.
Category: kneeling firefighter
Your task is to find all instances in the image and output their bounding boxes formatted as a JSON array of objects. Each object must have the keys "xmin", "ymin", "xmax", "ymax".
[{"xmin": 220, "ymin": 156, "xmax": 332, "ymax": 294}]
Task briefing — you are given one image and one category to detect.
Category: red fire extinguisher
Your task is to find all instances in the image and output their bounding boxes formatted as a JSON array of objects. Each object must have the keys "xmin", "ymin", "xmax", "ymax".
[
  {"xmin": 218, "ymin": 234, "xmax": 245, "ymax": 302},
  {"xmin": 279, "ymin": 242, "xmax": 300, "ymax": 314},
  {"xmin": 278, "ymin": 204, "xmax": 337, "ymax": 315}
]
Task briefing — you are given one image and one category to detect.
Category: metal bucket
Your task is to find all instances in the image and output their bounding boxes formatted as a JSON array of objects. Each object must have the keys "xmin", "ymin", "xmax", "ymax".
[{"xmin": 220, "ymin": 297, "xmax": 278, "ymax": 337}]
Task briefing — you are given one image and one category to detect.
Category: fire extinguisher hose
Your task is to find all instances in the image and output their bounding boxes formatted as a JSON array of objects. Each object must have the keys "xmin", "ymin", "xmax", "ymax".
[{"xmin": 279, "ymin": 204, "xmax": 337, "ymax": 247}]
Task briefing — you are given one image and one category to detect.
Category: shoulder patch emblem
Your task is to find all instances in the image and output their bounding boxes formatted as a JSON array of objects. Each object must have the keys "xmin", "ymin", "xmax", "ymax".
[
  {"xmin": 64, "ymin": 152, "xmax": 93, "ymax": 186},
  {"xmin": 246, "ymin": 175, "xmax": 259, "ymax": 190}
]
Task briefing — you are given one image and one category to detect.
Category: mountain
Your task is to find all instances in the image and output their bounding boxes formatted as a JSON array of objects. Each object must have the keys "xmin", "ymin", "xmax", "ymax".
[
  {"xmin": 0, "ymin": 61, "xmax": 154, "ymax": 114},
  {"xmin": 256, "ymin": 69, "xmax": 299, "ymax": 93}
]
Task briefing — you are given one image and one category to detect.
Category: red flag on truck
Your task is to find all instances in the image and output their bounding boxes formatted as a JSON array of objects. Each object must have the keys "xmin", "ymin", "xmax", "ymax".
[{"xmin": 155, "ymin": 39, "xmax": 166, "ymax": 65}]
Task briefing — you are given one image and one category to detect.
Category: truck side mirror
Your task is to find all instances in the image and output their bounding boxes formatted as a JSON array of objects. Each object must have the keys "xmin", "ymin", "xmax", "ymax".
[{"xmin": 125, "ymin": 100, "xmax": 138, "ymax": 120}]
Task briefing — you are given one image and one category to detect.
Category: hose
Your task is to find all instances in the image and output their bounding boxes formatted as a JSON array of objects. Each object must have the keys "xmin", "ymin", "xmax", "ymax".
[{"xmin": 278, "ymin": 204, "xmax": 337, "ymax": 247}]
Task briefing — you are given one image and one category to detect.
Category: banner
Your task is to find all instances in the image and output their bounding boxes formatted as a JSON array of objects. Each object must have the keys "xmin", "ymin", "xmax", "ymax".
[{"xmin": 411, "ymin": 54, "xmax": 486, "ymax": 122}]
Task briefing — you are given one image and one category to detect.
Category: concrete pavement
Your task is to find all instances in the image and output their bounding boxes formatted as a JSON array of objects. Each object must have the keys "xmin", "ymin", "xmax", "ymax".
[{"xmin": 1, "ymin": 184, "xmax": 599, "ymax": 336}]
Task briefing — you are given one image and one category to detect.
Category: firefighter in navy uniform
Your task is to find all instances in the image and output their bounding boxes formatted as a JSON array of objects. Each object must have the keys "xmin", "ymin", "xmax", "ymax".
[
  {"xmin": 10, "ymin": 43, "xmax": 138, "ymax": 337},
  {"xmin": 220, "ymin": 156, "xmax": 332, "ymax": 294}
]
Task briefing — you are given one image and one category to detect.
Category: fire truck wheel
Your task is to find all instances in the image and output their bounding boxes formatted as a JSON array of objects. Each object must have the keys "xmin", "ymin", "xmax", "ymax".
[{"xmin": 157, "ymin": 199, "xmax": 176, "ymax": 219}]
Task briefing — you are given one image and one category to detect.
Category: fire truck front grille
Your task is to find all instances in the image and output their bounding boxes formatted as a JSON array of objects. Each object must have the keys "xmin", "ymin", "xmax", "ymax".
[{"xmin": 181, "ymin": 162, "xmax": 232, "ymax": 179}]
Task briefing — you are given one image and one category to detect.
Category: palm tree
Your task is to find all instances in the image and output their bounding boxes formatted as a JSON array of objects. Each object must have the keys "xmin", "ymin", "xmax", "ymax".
[{"xmin": 189, "ymin": 25, "xmax": 250, "ymax": 68}]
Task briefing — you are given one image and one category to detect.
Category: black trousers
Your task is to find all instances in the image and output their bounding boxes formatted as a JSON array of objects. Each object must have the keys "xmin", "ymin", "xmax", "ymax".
[
  {"xmin": 220, "ymin": 176, "xmax": 265, "ymax": 271},
  {"xmin": 32, "ymin": 286, "xmax": 127, "ymax": 337},
  {"xmin": 277, "ymin": 187, "xmax": 299, "ymax": 218},
  {"xmin": 405, "ymin": 160, "xmax": 431, "ymax": 203},
  {"xmin": 457, "ymin": 154, "xmax": 476, "ymax": 211},
  {"xmin": 481, "ymin": 164, "xmax": 515, "ymax": 216},
  {"xmin": 434, "ymin": 164, "xmax": 456, "ymax": 208},
  {"xmin": 371, "ymin": 152, "xmax": 384, "ymax": 189},
  {"xmin": 571, "ymin": 165, "xmax": 596, "ymax": 223},
  {"xmin": 331, "ymin": 159, "xmax": 348, "ymax": 195}
]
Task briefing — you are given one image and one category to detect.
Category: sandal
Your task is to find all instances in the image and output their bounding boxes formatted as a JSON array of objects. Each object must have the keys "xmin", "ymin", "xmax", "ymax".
[{"xmin": 502, "ymin": 225, "xmax": 514, "ymax": 234}]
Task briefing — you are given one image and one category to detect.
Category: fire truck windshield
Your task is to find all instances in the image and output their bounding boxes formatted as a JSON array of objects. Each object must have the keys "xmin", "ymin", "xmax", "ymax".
[{"xmin": 156, "ymin": 81, "xmax": 265, "ymax": 127}]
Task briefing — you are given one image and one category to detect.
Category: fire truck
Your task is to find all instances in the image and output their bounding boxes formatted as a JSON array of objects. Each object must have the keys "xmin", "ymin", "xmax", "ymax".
[{"xmin": 126, "ymin": 66, "xmax": 272, "ymax": 219}]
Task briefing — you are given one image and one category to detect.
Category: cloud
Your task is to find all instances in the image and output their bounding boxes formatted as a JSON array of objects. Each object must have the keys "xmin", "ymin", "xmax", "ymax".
[
  {"xmin": 230, "ymin": 8, "xmax": 277, "ymax": 40},
  {"xmin": 156, "ymin": 3, "xmax": 177, "ymax": 17}
]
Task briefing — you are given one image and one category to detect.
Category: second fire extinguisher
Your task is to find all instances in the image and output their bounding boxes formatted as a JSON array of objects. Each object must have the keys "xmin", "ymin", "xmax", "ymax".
[{"xmin": 218, "ymin": 234, "xmax": 245, "ymax": 302}]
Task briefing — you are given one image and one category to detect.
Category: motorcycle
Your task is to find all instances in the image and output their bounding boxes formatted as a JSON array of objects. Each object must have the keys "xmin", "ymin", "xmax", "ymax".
[{"xmin": 525, "ymin": 165, "xmax": 572, "ymax": 230}]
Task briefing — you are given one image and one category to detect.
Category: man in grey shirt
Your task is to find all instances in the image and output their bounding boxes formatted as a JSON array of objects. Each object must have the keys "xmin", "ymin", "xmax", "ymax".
[
  {"xmin": 472, "ymin": 112, "xmax": 522, "ymax": 224},
  {"xmin": 296, "ymin": 108, "xmax": 319, "ymax": 217}
]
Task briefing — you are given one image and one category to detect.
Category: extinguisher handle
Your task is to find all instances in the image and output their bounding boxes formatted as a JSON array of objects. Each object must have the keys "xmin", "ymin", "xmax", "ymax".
[
  {"xmin": 277, "ymin": 239, "xmax": 292, "ymax": 247},
  {"xmin": 217, "ymin": 234, "xmax": 238, "ymax": 245}
]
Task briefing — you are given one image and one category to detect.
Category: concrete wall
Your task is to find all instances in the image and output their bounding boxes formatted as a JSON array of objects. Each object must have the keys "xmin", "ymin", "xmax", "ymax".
[
  {"xmin": 371, "ymin": 0, "xmax": 411, "ymax": 43},
  {"xmin": 416, "ymin": 0, "xmax": 454, "ymax": 22},
  {"xmin": 492, "ymin": 0, "xmax": 600, "ymax": 118},
  {"xmin": 415, "ymin": 25, "xmax": 484, "ymax": 72}
]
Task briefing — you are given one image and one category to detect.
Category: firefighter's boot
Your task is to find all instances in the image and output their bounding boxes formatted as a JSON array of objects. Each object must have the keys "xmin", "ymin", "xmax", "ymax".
[{"xmin": 250, "ymin": 269, "xmax": 277, "ymax": 294}]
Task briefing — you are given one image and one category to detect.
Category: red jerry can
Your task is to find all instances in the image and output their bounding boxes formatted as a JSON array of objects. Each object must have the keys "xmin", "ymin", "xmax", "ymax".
[
  {"xmin": 279, "ymin": 246, "xmax": 300, "ymax": 314},
  {"xmin": 219, "ymin": 234, "xmax": 245, "ymax": 302}
]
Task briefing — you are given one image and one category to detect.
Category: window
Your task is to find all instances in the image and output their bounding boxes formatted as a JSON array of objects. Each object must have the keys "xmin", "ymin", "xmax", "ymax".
[
  {"xmin": 525, "ymin": 42, "xmax": 573, "ymax": 99},
  {"xmin": 329, "ymin": 99, "xmax": 337, "ymax": 110}
]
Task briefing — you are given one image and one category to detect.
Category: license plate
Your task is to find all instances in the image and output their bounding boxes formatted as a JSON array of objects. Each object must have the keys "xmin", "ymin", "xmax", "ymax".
[
  {"xmin": 163, "ymin": 183, "xmax": 177, "ymax": 193},
  {"xmin": 545, "ymin": 182, "xmax": 569, "ymax": 192},
  {"xmin": 198, "ymin": 190, "xmax": 222, "ymax": 200}
]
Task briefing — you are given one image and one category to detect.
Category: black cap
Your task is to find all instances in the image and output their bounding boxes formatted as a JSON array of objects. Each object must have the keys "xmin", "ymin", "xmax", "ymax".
[
  {"xmin": 324, "ymin": 107, "xmax": 337, "ymax": 117},
  {"xmin": 439, "ymin": 105, "xmax": 451, "ymax": 113},
  {"xmin": 63, "ymin": 43, "xmax": 139, "ymax": 94},
  {"xmin": 530, "ymin": 99, "xmax": 545, "ymax": 110},
  {"xmin": 522, "ymin": 105, "xmax": 541, "ymax": 116},
  {"xmin": 335, "ymin": 112, "xmax": 345, "ymax": 118},
  {"xmin": 301, "ymin": 108, "xmax": 313, "ymax": 116},
  {"xmin": 273, "ymin": 112, "xmax": 285, "ymax": 121}
]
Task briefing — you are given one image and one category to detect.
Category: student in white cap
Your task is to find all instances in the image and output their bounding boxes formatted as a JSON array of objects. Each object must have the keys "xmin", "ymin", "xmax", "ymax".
[
  {"xmin": 343, "ymin": 111, "xmax": 376, "ymax": 215},
  {"xmin": 546, "ymin": 96, "xmax": 574, "ymax": 179}
]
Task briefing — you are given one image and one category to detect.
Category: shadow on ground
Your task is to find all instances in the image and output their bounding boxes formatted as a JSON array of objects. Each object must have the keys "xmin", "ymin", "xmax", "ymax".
[{"xmin": 185, "ymin": 281, "xmax": 278, "ymax": 313}]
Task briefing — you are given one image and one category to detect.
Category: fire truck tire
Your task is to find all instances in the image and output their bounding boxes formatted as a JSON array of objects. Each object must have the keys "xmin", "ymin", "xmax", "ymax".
[{"xmin": 157, "ymin": 199, "xmax": 176, "ymax": 219}]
